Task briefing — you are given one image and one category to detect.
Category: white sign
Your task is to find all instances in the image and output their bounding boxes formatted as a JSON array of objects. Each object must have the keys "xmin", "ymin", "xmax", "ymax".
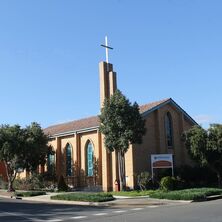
[
  {"xmin": 151, "ymin": 154, "xmax": 174, "ymax": 177},
  {"xmin": 151, "ymin": 154, "xmax": 173, "ymax": 168}
]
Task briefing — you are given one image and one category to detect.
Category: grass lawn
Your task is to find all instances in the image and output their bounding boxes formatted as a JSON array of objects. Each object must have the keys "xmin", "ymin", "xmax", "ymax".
[
  {"xmin": 15, "ymin": 191, "xmax": 46, "ymax": 197},
  {"xmin": 51, "ymin": 192, "xmax": 115, "ymax": 202},
  {"xmin": 111, "ymin": 188, "xmax": 222, "ymax": 201},
  {"xmin": 149, "ymin": 188, "xmax": 222, "ymax": 201}
]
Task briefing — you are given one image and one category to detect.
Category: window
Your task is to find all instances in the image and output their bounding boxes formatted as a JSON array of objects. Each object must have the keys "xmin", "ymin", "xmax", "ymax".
[
  {"xmin": 86, "ymin": 141, "xmax": 94, "ymax": 176},
  {"xmin": 165, "ymin": 112, "xmax": 173, "ymax": 148},
  {"xmin": 47, "ymin": 153, "xmax": 55, "ymax": 174},
  {"xmin": 66, "ymin": 143, "xmax": 73, "ymax": 176}
]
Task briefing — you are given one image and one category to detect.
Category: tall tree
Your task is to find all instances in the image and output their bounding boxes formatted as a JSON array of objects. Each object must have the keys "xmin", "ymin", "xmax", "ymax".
[
  {"xmin": 183, "ymin": 124, "xmax": 222, "ymax": 187},
  {"xmin": 0, "ymin": 123, "xmax": 50, "ymax": 191},
  {"xmin": 99, "ymin": 90, "xmax": 146, "ymax": 190}
]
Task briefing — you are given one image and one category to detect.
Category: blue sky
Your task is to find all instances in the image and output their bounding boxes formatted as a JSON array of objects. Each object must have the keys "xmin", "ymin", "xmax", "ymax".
[{"xmin": 0, "ymin": 0, "xmax": 221, "ymax": 128}]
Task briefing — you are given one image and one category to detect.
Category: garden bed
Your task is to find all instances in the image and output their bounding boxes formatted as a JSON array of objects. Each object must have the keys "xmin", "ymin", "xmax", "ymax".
[
  {"xmin": 15, "ymin": 191, "xmax": 46, "ymax": 197},
  {"xmin": 51, "ymin": 192, "xmax": 115, "ymax": 202},
  {"xmin": 111, "ymin": 188, "xmax": 222, "ymax": 201},
  {"xmin": 111, "ymin": 190, "xmax": 154, "ymax": 197},
  {"xmin": 149, "ymin": 188, "xmax": 222, "ymax": 201}
]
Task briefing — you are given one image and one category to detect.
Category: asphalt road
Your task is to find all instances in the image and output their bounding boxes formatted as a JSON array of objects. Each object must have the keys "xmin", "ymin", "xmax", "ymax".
[{"xmin": 0, "ymin": 198, "xmax": 222, "ymax": 222}]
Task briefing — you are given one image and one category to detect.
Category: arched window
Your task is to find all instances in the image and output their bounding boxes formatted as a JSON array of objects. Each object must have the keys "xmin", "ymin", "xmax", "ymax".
[
  {"xmin": 66, "ymin": 143, "xmax": 73, "ymax": 176},
  {"xmin": 47, "ymin": 152, "xmax": 55, "ymax": 174},
  {"xmin": 86, "ymin": 141, "xmax": 94, "ymax": 176},
  {"xmin": 165, "ymin": 112, "xmax": 173, "ymax": 148}
]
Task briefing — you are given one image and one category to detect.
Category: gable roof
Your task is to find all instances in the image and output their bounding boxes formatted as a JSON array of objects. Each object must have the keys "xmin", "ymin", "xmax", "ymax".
[
  {"xmin": 44, "ymin": 98, "xmax": 196, "ymax": 137},
  {"xmin": 141, "ymin": 98, "xmax": 197, "ymax": 125}
]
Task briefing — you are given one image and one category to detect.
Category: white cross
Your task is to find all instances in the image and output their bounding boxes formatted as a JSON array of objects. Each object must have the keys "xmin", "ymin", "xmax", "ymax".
[{"xmin": 101, "ymin": 36, "xmax": 113, "ymax": 64}]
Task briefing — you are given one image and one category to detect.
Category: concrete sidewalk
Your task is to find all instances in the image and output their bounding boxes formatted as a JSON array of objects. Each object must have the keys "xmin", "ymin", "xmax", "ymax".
[{"xmin": 0, "ymin": 190, "xmax": 191, "ymax": 207}]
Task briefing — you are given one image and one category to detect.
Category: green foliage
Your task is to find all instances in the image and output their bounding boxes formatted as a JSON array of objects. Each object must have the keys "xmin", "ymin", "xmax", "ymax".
[
  {"xmin": 99, "ymin": 89, "xmax": 146, "ymax": 153},
  {"xmin": 175, "ymin": 165, "xmax": 217, "ymax": 188},
  {"xmin": 15, "ymin": 191, "xmax": 46, "ymax": 197},
  {"xmin": 57, "ymin": 175, "xmax": 69, "ymax": 192},
  {"xmin": 51, "ymin": 192, "xmax": 114, "ymax": 202},
  {"xmin": 0, "ymin": 123, "xmax": 51, "ymax": 191},
  {"xmin": 183, "ymin": 124, "xmax": 222, "ymax": 187},
  {"xmin": 41, "ymin": 171, "xmax": 57, "ymax": 191},
  {"xmin": 149, "ymin": 188, "xmax": 222, "ymax": 201},
  {"xmin": 137, "ymin": 171, "xmax": 152, "ymax": 191},
  {"xmin": 14, "ymin": 173, "xmax": 57, "ymax": 191},
  {"xmin": 160, "ymin": 176, "xmax": 177, "ymax": 191},
  {"xmin": 23, "ymin": 123, "xmax": 51, "ymax": 172},
  {"xmin": 183, "ymin": 125, "xmax": 208, "ymax": 165}
]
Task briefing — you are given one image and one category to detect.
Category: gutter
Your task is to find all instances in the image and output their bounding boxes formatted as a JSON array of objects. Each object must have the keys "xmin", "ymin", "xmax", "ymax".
[{"xmin": 50, "ymin": 126, "xmax": 99, "ymax": 138}]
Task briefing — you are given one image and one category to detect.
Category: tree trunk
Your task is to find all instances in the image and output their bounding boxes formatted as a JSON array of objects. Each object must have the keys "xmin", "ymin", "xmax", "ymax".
[
  {"xmin": 4, "ymin": 161, "xmax": 16, "ymax": 192},
  {"xmin": 117, "ymin": 151, "xmax": 126, "ymax": 191},
  {"xmin": 209, "ymin": 165, "xmax": 222, "ymax": 188}
]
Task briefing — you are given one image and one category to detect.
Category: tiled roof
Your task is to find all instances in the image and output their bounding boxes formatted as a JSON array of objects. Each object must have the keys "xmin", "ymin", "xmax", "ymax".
[
  {"xmin": 139, "ymin": 98, "xmax": 170, "ymax": 114},
  {"xmin": 44, "ymin": 116, "xmax": 99, "ymax": 136},
  {"xmin": 44, "ymin": 98, "xmax": 171, "ymax": 136}
]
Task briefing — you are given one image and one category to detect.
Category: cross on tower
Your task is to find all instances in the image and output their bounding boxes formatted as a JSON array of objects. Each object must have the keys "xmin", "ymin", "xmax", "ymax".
[{"xmin": 101, "ymin": 36, "xmax": 113, "ymax": 64}]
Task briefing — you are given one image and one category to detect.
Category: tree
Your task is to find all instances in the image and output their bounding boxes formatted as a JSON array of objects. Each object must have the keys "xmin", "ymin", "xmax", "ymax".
[
  {"xmin": 0, "ymin": 122, "xmax": 51, "ymax": 191},
  {"xmin": 183, "ymin": 124, "xmax": 222, "ymax": 187},
  {"xmin": 99, "ymin": 90, "xmax": 146, "ymax": 190},
  {"xmin": 23, "ymin": 122, "xmax": 51, "ymax": 172}
]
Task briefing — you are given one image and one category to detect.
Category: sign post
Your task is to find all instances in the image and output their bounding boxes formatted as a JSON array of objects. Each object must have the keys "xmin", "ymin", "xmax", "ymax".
[{"xmin": 151, "ymin": 154, "xmax": 174, "ymax": 179}]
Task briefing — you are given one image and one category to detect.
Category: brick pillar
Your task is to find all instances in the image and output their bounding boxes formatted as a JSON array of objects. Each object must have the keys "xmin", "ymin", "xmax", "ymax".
[{"xmin": 56, "ymin": 137, "xmax": 62, "ymax": 177}]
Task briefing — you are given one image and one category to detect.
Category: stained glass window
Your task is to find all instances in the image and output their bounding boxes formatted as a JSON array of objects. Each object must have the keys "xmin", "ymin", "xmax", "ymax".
[
  {"xmin": 87, "ymin": 142, "xmax": 94, "ymax": 176},
  {"xmin": 165, "ymin": 112, "xmax": 173, "ymax": 148},
  {"xmin": 66, "ymin": 143, "xmax": 72, "ymax": 176},
  {"xmin": 47, "ymin": 153, "xmax": 55, "ymax": 173}
]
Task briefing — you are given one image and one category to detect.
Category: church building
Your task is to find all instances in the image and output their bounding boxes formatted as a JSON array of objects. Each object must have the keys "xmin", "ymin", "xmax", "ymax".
[{"xmin": 44, "ymin": 61, "xmax": 196, "ymax": 191}]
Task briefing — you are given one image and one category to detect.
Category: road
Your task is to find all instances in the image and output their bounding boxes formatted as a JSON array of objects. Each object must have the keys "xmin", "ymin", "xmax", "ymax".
[{"xmin": 0, "ymin": 198, "xmax": 222, "ymax": 222}]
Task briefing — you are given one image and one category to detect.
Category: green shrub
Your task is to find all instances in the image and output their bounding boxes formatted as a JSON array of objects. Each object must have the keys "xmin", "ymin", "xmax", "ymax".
[
  {"xmin": 111, "ymin": 190, "xmax": 155, "ymax": 197},
  {"xmin": 57, "ymin": 175, "xmax": 68, "ymax": 192},
  {"xmin": 51, "ymin": 192, "xmax": 114, "ymax": 202},
  {"xmin": 175, "ymin": 165, "xmax": 217, "ymax": 188},
  {"xmin": 14, "ymin": 174, "xmax": 44, "ymax": 191},
  {"xmin": 149, "ymin": 188, "xmax": 222, "ymax": 201},
  {"xmin": 15, "ymin": 191, "xmax": 46, "ymax": 197},
  {"xmin": 137, "ymin": 171, "xmax": 152, "ymax": 191},
  {"xmin": 160, "ymin": 176, "xmax": 176, "ymax": 191},
  {"xmin": 13, "ymin": 172, "xmax": 57, "ymax": 191}
]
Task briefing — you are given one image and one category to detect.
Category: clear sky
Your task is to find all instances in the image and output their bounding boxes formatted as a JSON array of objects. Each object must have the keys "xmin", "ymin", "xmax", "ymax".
[{"xmin": 0, "ymin": 0, "xmax": 221, "ymax": 129}]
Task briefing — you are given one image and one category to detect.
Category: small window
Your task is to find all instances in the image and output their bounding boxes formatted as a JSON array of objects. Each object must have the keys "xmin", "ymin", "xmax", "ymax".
[
  {"xmin": 86, "ymin": 141, "xmax": 94, "ymax": 176},
  {"xmin": 165, "ymin": 112, "xmax": 173, "ymax": 148}
]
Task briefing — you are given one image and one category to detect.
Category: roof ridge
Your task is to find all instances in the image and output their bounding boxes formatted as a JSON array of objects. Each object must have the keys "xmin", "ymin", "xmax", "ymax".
[
  {"xmin": 44, "ymin": 98, "xmax": 172, "ymax": 136},
  {"xmin": 139, "ymin": 98, "xmax": 170, "ymax": 108},
  {"xmin": 139, "ymin": 98, "xmax": 171, "ymax": 114}
]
